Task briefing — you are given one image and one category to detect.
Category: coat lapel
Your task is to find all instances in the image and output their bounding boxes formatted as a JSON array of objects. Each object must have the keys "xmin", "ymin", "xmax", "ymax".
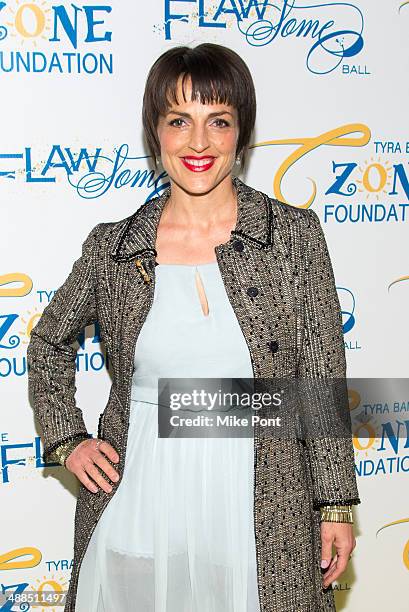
[{"xmin": 109, "ymin": 176, "xmax": 274, "ymax": 262}]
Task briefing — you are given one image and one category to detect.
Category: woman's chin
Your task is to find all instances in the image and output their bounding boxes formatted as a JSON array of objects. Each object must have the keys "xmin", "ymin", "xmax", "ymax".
[{"xmin": 167, "ymin": 170, "xmax": 231, "ymax": 196}]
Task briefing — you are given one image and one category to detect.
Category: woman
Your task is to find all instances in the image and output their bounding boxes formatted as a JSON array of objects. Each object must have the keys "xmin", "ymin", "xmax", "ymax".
[{"xmin": 27, "ymin": 43, "xmax": 360, "ymax": 612}]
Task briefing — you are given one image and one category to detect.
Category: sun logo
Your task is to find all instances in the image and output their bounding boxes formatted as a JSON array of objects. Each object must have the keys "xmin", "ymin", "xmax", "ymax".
[
  {"xmin": 19, "ymin": 306, "xmax": 42, "ymax": 344},
  {"xmin": 355, "ymin": 156, "xmax": 394, "ymax": 201},
  {"xmin": 4, "ymin": 0, "xmax": 52, "ymax": 46},
  {"xmin": 29, "ymin": 576, "xmax": 69, "ymax": 611},
  {"xmin": 0, "ymin": 546, "xmax": 69, "ymax": 611}
]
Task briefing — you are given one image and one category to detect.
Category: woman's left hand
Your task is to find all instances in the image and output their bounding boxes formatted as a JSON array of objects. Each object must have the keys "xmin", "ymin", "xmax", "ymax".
[{"xmin": 320, "ymin": 522, "xmax": 356, "ymax": 588}]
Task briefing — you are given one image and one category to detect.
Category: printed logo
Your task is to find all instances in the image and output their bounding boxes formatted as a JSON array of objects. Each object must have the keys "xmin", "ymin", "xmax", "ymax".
[
  {"xmin": 376, "ymin": 519, "xmax": 409, "ymax": 570},
  {"xmin": 0, "ymin": 274, "xmax": 108, "ymax": 378},
  {"xmin": 351, "ymin": 385, "xmax": 409, "ymax": 478},
  {"xmin": 0, "ymin": 1, "xmax": 113, "ymax": 75},
  {"xmin": 388, "ymin": 276, "xmax": 409, "ymax": 292},
  {"xmin": 161, "ymin": 0, "xmax": 365, "ymax": 75},
  {"xmin": 1, "ymin": 127, "xmax": 408, "ymax": 230},
  {"xmin": 253, "ymin": 125, "xmax": 409, "ymax": 222},
  {"xmin": 337, "ymin": 286, "xmax": 361, "ymax": 351},
  {"xmin": 0, "ymin": 546, "xmax": 69, "ymax": 610}
]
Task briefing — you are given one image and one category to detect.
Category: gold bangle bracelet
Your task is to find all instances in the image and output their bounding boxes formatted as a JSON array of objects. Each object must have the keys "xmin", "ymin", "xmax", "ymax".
[
  {"xmin": 53, "ymin": 438, "xmax": 88, "ymax": 466},
  {"xmin": 320, "ymin": 505, "xmax": 353, "ymax": 523}
]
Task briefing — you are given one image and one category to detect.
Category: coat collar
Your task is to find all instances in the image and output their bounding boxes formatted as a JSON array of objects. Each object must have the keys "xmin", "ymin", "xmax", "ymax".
[{"xmin": 110, "ymin": 176, "xmax": 273, "ymax": 262}]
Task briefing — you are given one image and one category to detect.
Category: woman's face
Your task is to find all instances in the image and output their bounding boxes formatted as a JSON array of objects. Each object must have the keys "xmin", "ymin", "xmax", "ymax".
[{"xmin": 156, "ymin": 75, "xmax": 239, "ymax": 196}]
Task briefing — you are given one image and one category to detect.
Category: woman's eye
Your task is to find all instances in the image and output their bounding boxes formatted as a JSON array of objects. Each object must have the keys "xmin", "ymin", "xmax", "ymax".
[
  {"xmin": 168, "ymin": 117, "xmax": 230, "ymax": 127},
  {"xmin": 212, "ymin": 118, "xmax": 230, "ymax": 127},
  {"xmin": 169, "ymin": 118, "xmax": 186, "ymax": 127}
]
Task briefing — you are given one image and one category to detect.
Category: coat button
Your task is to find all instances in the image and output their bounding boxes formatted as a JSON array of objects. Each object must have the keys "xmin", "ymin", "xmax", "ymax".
[
  {"xmin": 233, "ymin": 239, "xmax": 244, "ymax": 252},
  {"xmin": 247, "ymin": 287, "xmax": 258, "ymax": 297},
  {"xmin": 268, "ymin": 340, "xmax": 279, "ymax": 353}
]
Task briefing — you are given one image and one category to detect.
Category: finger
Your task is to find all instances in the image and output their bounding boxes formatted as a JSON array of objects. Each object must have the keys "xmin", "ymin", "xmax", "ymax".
[
  {"xmin": 323, "ymin": 550, "xmax": 350, "ymax": 587},
  {"xmin": 83, "ymin": 460, "xmax": 114, "ymax": 494},
  {"xmin": 76, "ymin": 467, "xmax": 102, "ymax": 494},
  {"xmin": 323, "ymin": 553, "xmax": 337, "ymax": 574},
  {"xmin": 65, "ymin": 440, "xmax": 92, "ymax": 473},
  {"xmin": 323, "ymin": 564, "xmax": 341, "ymax": 588},
  {"xmin": 97, "ymin": 440, "xmax": 120, "ymax": 464},
  {"xmin": 91, "ymin": 450, "xmax": 120, "ymax": 483},
  {"xmin": 322, "ymin": 553, "xmax": 338, "ymax": 584},
  {"xmin": 335, "ymin": 547, "xmax": 351, "ymax": 572},
  {"xmin": 320, "ymin": 533, "xmax": 333, "ymax": 570},
  {"xmin": 322, "ymin": 554, "xmax": 338, "ymax": 589}
]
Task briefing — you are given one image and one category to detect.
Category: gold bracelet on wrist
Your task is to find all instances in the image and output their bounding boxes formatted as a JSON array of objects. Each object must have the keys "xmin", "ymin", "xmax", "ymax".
[
  {"xmin": 53, "ymin": 438, "xmax": 89, "ymax": 466},
  {"xmin": 320, "ymin": 505, "xmax": 354, "ymax": 524}
]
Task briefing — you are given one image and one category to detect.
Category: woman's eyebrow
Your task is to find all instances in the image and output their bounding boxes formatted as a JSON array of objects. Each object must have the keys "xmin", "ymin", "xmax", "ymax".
[{"xmin": 166, "ymin": 110, "xmax": 234, "ymax": 118}]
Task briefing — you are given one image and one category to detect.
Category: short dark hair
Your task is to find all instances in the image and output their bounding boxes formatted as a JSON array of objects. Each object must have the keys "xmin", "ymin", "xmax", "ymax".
[{"xmin": 142, "ymin": 43, "xmax": 256, "ymax": 171}]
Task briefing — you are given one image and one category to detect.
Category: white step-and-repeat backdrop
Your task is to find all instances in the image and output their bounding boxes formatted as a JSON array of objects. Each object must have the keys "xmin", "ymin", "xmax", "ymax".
[{"xmin": 1, "ymin": 1, "xmax": 408, "ymax": 610}]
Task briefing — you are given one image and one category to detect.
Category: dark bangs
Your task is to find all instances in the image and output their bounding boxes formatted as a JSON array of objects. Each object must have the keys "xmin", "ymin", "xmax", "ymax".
[{"xmin": 142, "ymin": 43, "xmax": 256, "ymax": 170}]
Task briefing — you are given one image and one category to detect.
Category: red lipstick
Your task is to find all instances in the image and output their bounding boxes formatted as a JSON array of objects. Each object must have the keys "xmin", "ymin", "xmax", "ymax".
[{"xmin": 181, "ymin": 155, "xmax": 216, "ymax": 172}]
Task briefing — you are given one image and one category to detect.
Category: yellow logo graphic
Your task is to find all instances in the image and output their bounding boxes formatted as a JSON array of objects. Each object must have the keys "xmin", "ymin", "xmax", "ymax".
[
  {"xmin": 348, "ymin": 389, "xmax": 361, "ymax": 412},
  {"xmin": 355, "ymin": 157, "xmax": 393, "ymax": 200},
  {"xmin": 376, "ymin": 519, "xmax": 409, "ymax": 570},
  {"xmin": 0, "ymin": 547, "xmax": 69, "ymax": 610},
  {"xmin": 0, "ymin": 546, "xmax": 41, "ymax": 570},
  {"xmin": 29, "ymin": 577, "xmax": 68, "ymax": 610},
  {"xmin": 251, "ymin": 123, "xmax": 371, "ymax": 208},
  {"xmin": 388, "ymin": 276, "xmax": 409, "ymax": 292},
  {"xmin": 20, "ymin": 308, "xmax": 43, "ymax": 343},
  {"xmin": 0, "ymin": 272, "xmax": 32, "ymax": 297},
  {"xmin": 4, "ymin": 0, "xmax": 52, "ymax": 43}
]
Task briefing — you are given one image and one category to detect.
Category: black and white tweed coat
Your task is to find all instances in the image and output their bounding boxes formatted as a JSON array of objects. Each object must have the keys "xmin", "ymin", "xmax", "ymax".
[{"xmin": 27, "ymin": 176, "xmax": 361, "ymax": 611}]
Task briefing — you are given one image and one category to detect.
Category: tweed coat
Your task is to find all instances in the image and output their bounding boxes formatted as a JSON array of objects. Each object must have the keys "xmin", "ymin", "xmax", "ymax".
[{"xmin": 27, "ymin": 175, "xmax": 361, "ymax": 612}]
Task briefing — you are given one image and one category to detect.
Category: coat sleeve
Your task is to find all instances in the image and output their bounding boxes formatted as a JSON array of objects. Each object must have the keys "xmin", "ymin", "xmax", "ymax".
[
  {"xmin": 297, "ymin": 208, "xmax": 361, "ymax": 509},
  {"xmin": 27, "ymin": 223, "xmax": 103, "ymax": 463}
]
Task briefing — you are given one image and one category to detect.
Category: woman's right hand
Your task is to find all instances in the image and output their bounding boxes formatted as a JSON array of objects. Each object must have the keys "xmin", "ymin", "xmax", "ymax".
[{"xmin": 65, "ymin": 438, "xmax": 120, "ymax": 494}]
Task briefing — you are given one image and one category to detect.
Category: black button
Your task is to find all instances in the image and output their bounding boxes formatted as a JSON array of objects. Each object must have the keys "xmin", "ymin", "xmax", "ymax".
[
  {"xmin": 268, "ymin": 340, "xmax": 279, "ymax": 353},
  {"xmin": 233, "ymin": 239, "xmax": 244, "ymax": 252},
  {"xmin": 247, "ymin": 287, "xmax": 258, "ymax": 297}
]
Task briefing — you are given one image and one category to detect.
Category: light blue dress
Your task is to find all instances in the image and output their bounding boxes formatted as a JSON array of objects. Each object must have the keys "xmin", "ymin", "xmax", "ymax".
[{"xmin": 75, "ymin": 262, "xmax": 261, "ymax": 612}]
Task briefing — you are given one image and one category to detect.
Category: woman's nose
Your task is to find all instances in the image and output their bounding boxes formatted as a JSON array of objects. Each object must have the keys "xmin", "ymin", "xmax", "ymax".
[{"xmin": 188, "ymin": 123, "xmax": 210, "ymax": 152}]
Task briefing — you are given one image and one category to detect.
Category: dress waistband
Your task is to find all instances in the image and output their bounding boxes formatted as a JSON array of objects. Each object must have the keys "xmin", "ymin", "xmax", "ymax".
[
  {"xmin": 130, "ymin": 377, "xmax": 256, "ymax": 406},
  {"xmin": 130, "ymin": 383, "xmax": 158, "ymax": 404}
]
